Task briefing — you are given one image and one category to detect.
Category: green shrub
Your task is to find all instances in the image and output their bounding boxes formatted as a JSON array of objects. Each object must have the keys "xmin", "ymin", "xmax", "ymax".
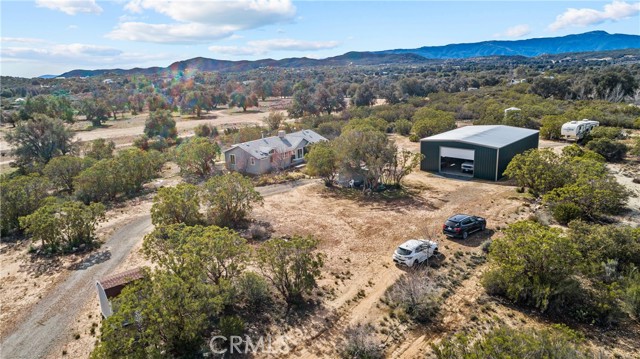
[
  {"xmin": 585, "ymin": 138, "xmax": 627, "ymax": 162},
  {"xmin": 551, "ymin": 202, "xmax": 584, "ymax": 224},
  {"xmin": 394, "ymin": 119, "xmax": 412, "ymax": 136},
  {"xmin": 237, "ymin": 271, "xmax": 271, "ymax": 311},
  {"xmin": 218, "ymin": 315, "xmax": 245, "ymax": 340},
  {"xmin": 432, "ymin": 325, "xmax": 590, "ymax": 358}
]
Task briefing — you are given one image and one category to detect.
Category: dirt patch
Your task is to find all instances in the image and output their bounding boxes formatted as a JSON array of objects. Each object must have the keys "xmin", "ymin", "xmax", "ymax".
[{"xmin": 251, "ymin": 170, "xmax": 526, "ymax": 358}]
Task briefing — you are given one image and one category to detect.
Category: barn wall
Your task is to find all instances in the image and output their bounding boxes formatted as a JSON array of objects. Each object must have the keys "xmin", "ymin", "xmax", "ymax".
[
  {"xmin": 497, "ymin": 132, "xmax": 539, "ymax": 179},
  {"xmin": 420, "ymin": 140, "xmax": 497, "ymax": 181}
]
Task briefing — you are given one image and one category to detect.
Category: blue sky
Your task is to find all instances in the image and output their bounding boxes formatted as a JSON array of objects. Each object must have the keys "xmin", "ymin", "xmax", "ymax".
[{"xmin": 1, "ymin": 0, "xmax": 639, "ymax": 78}]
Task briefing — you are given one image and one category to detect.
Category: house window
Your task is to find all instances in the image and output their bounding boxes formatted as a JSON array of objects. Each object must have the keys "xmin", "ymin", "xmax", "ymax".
[
  {"xmin": 296, "ymin": 148, "xmax": 304, "ymax": 159},
  {"xmin": 229, "ymin": 154, "xmax": 236, "ymax": 165},
  {"xmin": 250, "ymin": 158, "xmax": 255, "ymax": 166}
]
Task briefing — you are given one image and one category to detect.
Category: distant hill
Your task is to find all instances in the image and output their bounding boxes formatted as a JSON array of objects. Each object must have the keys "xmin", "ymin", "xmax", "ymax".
[
  {"xmin": 55, "ymin": 31, "xmax": 640, "ymax": 78},
  {"xmin": 58, "ymin": 52, "xmax": 427, "ymax": 78},
  {"xmin": 38, "ymin": 74, "xmax": 59, "ymax": 79},
  {"xmin": 376, "ymin": 31, "xmax": 640, "ymax": 58}
]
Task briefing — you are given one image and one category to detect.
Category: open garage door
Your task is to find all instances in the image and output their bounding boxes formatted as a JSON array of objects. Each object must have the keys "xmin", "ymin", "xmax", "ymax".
[
  {"xmin": 440, "ymin": 147, "xmax": 475, "ymax": 177},
  {"xmin": 440, "ymin": 147, "xmax": 474, "ymax": 160}
]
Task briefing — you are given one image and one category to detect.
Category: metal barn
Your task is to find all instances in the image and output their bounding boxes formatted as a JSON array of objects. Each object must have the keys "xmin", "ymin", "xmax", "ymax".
[{"xmin": 420, "ymin": 125, "xmax": 539, "ymax": 181}]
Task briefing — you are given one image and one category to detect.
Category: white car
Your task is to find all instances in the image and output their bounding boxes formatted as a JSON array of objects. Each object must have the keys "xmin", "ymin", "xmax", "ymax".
[
  {"xmin": 392, "ymin": 239, "xmax": 439, "ymax": 267},
  {"xmin": 461, "ymin": 161, "xmax": 474, "ymax": 173}
]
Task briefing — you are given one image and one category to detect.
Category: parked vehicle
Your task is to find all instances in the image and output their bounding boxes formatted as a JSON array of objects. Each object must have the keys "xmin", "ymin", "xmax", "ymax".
[
  {"xmin": 461, "ymin": 161, "xmax": 474, "ymax": 173},
  {"xmin": 392, "ymin": 239, "xmax": 439, "ymax": 267},
  {"xmin": 561, "ymin": 119, "xmax": 599, "ymax": 141},
  {"xmin": 443, "ymin": 214, "xmax": 486, "ymax": 239}
]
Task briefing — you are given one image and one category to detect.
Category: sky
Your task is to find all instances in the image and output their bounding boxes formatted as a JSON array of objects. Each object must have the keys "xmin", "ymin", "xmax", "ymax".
[{"xmin": 1, "ymin": 0, "xmax": 639, "ymax": 78}]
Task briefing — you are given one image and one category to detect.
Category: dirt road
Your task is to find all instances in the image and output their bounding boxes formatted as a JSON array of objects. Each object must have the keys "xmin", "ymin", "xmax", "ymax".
[{"xmin": 0, "ymin": 179, "xmax": 316, "ymax": 359}]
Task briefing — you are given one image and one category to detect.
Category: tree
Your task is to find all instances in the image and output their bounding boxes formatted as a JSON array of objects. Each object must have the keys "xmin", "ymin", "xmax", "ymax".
[
  {"xmin": 410, "ymin": 108, "xmax": 456, "ymax": 138},
  {"xmin": 144, "ymin": 110, "xmax": 177, "ymax": 140},
  {"xmin": 229, "ymin": 92, "xmax": 257, "ymax": 112},
  {"xmin": 43, "ymin": 155, "xmax": 89, "ymax": 193},
  {"xmin": 20, "ymin": 199, "xmax": 105, "ymax": 254},
  {"xmin": 92, "ymin": 270, "xmax": 219, "ymax": 358},
  {"xmin": 74, "ymin": 149, "xmax": 163, "ymax": 203},
  {"xmin": 24, "ymin": 95, "xmax": 74, "ymax": 123},
  {"xmin": 382, "ymin": 149, "xmax": 424, "ymax": 187},
  {"xmin": 151, "ymin": 184, "xmax": 203, "ymax": 226},
  {"xmin": 335, "ymin": 129, "xmax": 395, "ymax": 189},
  {"xmin": 202, "ymin": 172, "xmax": 263, "ymax": 227},
  {"xmin": 503, "ymin": 149, "xmax": 569, "ymax": 196},
  {"xmin": 257, "ymin": 236, "xmax": 324, "ymax": 308},
  {"xmin": 585, "ymin": 138, "xmax": 627, "ymax": 162},
  {"xmin": 142, "ymin": 224, "xmax": 249, "ymax": 285},
  {"xmin": 314, "ymin": 86, "xmax": 345, "ymax": 115},
  {"xmin": 482, "ymin": 221, "xmax": 579, "ymax": 312},
  {"xmin": 288, "ymin": 81, "xmax": 317, "ymax": 118},
  {"xmin": 79, "ymin": 98, "xmax": 110, "ymax": 127},
  {"xmin": 180, "ymin": 90, "xmax": 210, "ymax": 118},
  {"xmin": 305, "ymin": 141, "xmax": 338, "ymax": 186},
  {"xmin": 174, "ymin": 137, "xmax": 220, "ymax": 181},
  {"xmin": 539, "ymin": 115, "xmax": 566, "ymax": 140},
  {"xmin": 0, "ymin": 174, "xmax": 50, "ymax": 236},
  {"xmin": 265, "ymin": 111, "xmax": 284, "ymax": 131},
  {"xmin": 529, "ymin": 77, "xmax": 572, "ymax": 99},
  {"xmin": 4, "ymin": 114, "xmax": 74, "ymax": 168},
  {"xmin": 351, "ymin": 83, "xmax": 376, "ymax": 107},
  {"xmin": 84, "ymin": 138, "xmax": 115, "ymax": 160},
  {"xmin": 591, "ymin": 68, "xmax": 638, "ymax": 101}
]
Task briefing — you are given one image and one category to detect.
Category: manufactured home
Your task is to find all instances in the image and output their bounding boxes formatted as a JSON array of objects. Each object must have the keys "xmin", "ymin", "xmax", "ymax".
[
  {"xmin": 560, "ymin": 119, "xmax": 599, "ymax": 141},
  {"xmin": 224, "ymin": 130, "xmax": 327, "ymax": 175}
]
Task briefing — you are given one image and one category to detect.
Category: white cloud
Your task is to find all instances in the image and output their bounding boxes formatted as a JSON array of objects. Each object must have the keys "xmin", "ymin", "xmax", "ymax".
[
  {"xmin": 107, "ymin": 22, "xmax": 237, "ymax": 43},
  {"xmin": 67, "ymin": 24, "xmax": 79, "ymax": 30},
  {"xmin": 0, "ymin": 41, "xmax": 169, "ymax": 69},
  {"xmin": 494, "ymin": 24, "xmax": 531, "ymax": 38},
  {"xmin": 549, "ymin": 0, "xmax": 640, "ymax": 31},
  {"xmin": 35, "ymin": 0, "xmax": 102, "ymax": 15},
  {"xmin": 208, "ymin": 38, "xmax": 340, "ymax": 56},
  {"xmin": 1, "ymin": 37, "xmax": 48, "ymax": 44},
  {"xmin": 110, "ymin": 0, "xmax": 296, "ymax": 43},
  {"xmin": 2, "ymin": 43, "xmax": 122, "ymax": 60}
]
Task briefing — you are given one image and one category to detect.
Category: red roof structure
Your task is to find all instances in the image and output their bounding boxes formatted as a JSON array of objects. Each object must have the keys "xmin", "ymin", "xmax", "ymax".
[{"xmin": 97, "ymin": 267, "xmax": 145, "ymax": 298}]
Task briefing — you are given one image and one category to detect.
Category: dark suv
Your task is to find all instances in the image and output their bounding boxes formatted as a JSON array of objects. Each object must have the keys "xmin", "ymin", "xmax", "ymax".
[{"xmin": 443, "ymin": 214, "xmax": 486, "ymax": 239}]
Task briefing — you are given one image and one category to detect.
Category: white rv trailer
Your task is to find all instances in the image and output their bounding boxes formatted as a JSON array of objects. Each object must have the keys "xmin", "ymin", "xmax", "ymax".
[{"xmin": 560, "ymin": 119, "xmax": 599, "ymax": 141}]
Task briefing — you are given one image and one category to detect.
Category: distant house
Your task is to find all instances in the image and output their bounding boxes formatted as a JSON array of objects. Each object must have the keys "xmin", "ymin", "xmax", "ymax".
[
  {"xmin": 96, "ymin": 267, "xmax": 144, "ymax": 318},
  {"xmin": 224, "ymin": 129, "xmax": 327, "ymax": 175},
  {"xmin": 102, "ymin": 79, "xmax": 113, "ymax": 84}
]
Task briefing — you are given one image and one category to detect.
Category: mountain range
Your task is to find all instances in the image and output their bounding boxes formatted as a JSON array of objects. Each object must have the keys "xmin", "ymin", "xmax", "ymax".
[{"xmin": 55, "ymin": 31, "xmax": 640, "ymax": 78}]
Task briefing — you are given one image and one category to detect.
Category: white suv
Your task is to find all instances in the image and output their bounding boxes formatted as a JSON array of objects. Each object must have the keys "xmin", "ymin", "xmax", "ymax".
[
  {"xmin": 461, "ymin": 161, "xmax": 474, "ymax": 173},
  {"xmin": 392, "ymin": 239, "xmax": 439, "ymax": 267}
]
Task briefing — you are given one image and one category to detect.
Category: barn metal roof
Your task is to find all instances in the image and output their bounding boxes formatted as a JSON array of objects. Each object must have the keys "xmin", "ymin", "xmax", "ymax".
[{"xmin": 420, "ymin": 125, "xmax": 538, "ymax": 149}]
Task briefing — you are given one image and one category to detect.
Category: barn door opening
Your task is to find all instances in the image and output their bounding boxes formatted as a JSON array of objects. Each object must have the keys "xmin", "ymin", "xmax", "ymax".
[{"xmin": 439, "ymin": 147, "xmax": 475, "ymax": 177}]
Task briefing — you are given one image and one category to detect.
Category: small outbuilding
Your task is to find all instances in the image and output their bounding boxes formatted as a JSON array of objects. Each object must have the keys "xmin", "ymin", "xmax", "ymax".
[
  {"xmin": 420, "ymin": 125, "xmax": 539, "ymax": 181},
  {"xmin": 96, "ymin": 267, "xmax": 145, "ymax": 318}
]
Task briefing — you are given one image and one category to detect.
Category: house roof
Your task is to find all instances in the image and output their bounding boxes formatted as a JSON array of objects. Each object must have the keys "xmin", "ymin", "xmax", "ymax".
[
  {"xmin": 98, "ymin": 267, "xmax": 144, "ymax": 291},
  {"xmin": 224, "ymin": 130, "xmax": 327, "ymax": 159},
  {"xmin": 421, "ymin": 125, "xmax": 538, "ymax": 149}
]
